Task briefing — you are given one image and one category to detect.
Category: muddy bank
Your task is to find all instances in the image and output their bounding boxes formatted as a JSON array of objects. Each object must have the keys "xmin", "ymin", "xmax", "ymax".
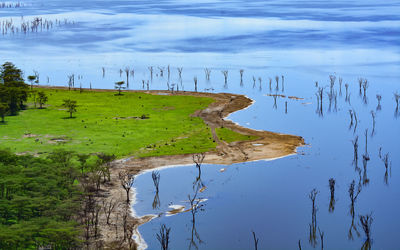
[{"xmin": 91, "ymin": 90, "xmax": 304, "ymax": 249}]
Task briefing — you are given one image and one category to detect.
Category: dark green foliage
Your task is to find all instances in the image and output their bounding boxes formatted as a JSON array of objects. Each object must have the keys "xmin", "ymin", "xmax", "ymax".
[
  {"xmin": 0, "ymin": 62, "xmax": 29, "ymax": 116},
  {"xmin": 37, "ymin": 91, "xmax": 48, "ymax": 109},
  {"xmin": 0, "ymin": 149, "xmax": 84, "ymax": 249},
  {"xmin": 62, "ymin": 99, "xmax": 78, "ymax": 118}
]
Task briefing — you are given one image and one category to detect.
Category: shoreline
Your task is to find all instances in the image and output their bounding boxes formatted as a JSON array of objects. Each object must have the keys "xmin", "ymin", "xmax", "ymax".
[{"xmin": 89, "ymin": 89, "xmax": 304, "ymax": 249}]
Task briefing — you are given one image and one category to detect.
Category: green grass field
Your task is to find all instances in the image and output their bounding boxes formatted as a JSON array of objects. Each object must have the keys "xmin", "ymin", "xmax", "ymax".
[
  {"xmin": 215, "ymin": 127, "xmax": 258, "ymax": 143},
  {"xmin": 0, "ymin": 88, "xmax": 254, "ymax": 158}
]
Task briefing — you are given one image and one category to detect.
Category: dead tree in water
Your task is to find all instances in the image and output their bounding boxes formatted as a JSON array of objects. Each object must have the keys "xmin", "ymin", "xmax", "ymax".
[
  {"xmin": 338, "ymin": 77, "xmax": 343, "ymax": 96},
  {"xmin": 203, "ymin": 68, "xmax": 211, "ymax": 82},
  {"xmin": 309, "ymin": 188, "xmax": 319, "ymax": 248},
  {"xmin": 349, "ymin": 180, "xmax": 361, "ymax": 218},
  {"xmin": 239, "ymin": 69, "xmax": 244, "ymax": 86},
  {"xmin": 124, "ymin": 67, "xmax": 130, "ymax": 88},
  {"xmin": 269, "ymin": 77, "xmax": 272, "ymax": 91},
  {"xmin": 101, "ymin": 67, "xmax": 105, "ymax": 78},
  {"xmin": 157, "ymin": 224, "xmax": 171, "ymax": 250},
  {"xmin": 329, "ymin": 178, "xmax": 336, "ymax": 212},
  {"xmin": 382, "ymin": 152, "xmax": 391, "ymax": 185},
  {"xmin": 193, "ymin": 76, "xmax": 198, "ymax": 92},
  {"xmin": 359, "ymin": 214, "xmax": 373, "ymax": 250},
  {"xmin": 348, "ymin": 110, "xmax": 354, "ymax": 129},
  {"xmin": 275, "ymin": 76, "xmax": 279, "ymax": 91},
  {"xmin": 352, "ymin": 136, "xmax": 359, "ymax": 168},
  {"xmin": 345, "ymin": 83, "xmax": 350, "ymax": 102},
  {"xmin": 318, "ymin": 228, "xmax": 324, "ymax": 250},
  {"xmin": 177, "ymin": 67, "xmax": 183, "ymax": 80},
  {"xmin": 316, "ymin": 87, "xmax": 324, "ymax": 116},
  {"xmin": 118, "ymin": 171, "xmax": 135, "ymax": 203},
  {"xmin": 192, "ymin": 153, "xmax": 205, "ymax": 189},
  {"xmin": 370, "ymin": 111, "xmax": 376, "ymax": 136},
  {"xmin": 221, "ymin": 70, "xmax": 228, "ymax": 86},
  {"xmin": 358, "ymin": 78, "xmax": 363, "ymax": 96},
  {"xmin": 362, "ymin": 79, "xmax": 369, "ymax": 104},
  {"xmin": 252, "ymin": 231, "xmax": 259, "ymax": 250},
  {"xmin": 376, "ymin": 94, "xmax": 382, "ymax": 111},
  {"xmin": 395, "ymin": 93, "xmax": 400, "ymax": 117},
  {"xmin": 148, "ymin": 66, "xmax": 154, "ymax": 81},
  {"xmin": 152, "ymin": 171, "xmax": 160, "ymax": 192},
  {"xmin": 252, "ymin": 76, "xmax": 256, "ymax": 88},
  {"xmin": 281, "ymin": 75, "xmax": 285, "ymax": 92},
  {"xmin": 158, "ymin": 67, "xmax": 165, "ymax": 77}
]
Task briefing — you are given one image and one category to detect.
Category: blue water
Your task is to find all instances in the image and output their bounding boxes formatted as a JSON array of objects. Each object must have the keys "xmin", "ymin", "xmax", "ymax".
[{"xmin": 1, "ymin": 0, "xmax": 400, "ymax": 249}]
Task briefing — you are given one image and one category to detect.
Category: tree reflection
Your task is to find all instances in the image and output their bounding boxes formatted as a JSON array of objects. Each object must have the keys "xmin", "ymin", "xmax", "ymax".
[
  {"xmin": 328, "ymin": 178, "xmax": 336, "ymax": 213},
  {"xmin": 348, "ymin": 180, "xmax": 362, "ymax": 240},
  {"xmin": 359, "ymin": 214, "xmax": 373, "ymax": 250},
  {"xmin": 152, "ymin": 171, "xmax": 161, "ymax": 209},
  {"xmin": 192, "ymin": 153, "xmax": 205, "ymax": 190},
  {"xmin": 188, "ymin": 186, "xmax": 205, "ymax": 250},
  {"xmin": 308, "ymin": 188, "xmax": 319, "ymax": 247}
]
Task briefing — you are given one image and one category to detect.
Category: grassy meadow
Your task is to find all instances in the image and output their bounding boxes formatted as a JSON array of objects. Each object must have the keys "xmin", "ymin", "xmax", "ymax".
[{"xmin": 0, "ymin": 88, "xmax": 254, "ymax": 158}]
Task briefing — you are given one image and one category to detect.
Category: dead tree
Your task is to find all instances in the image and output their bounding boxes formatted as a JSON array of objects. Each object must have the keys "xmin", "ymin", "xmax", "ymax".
[
  {"xmin": 102, "ymin": 199, "xmax": 117, "ymax": 225},
  {"xmin": 240, "ymin": 69, "xmax": 244, "ymax": 86},
  {"xmin": 204, "ymin": 68, "xmax": 211, "ymax": 81},
  {"xmin": 338, "ymin": 77, "xmax": 343, "ymax": 96},
  {"xmin": 395, "ymin": 93, "xmax": 400, "ymax": 117},
  {"xmin": 156, "ymin": 224, "xmax": 171, "ymax": 250},
  {"xmin": 258, "ymin": 77, "xmax": 262, "ymax": 91},
  {"xmin": 329, "ymin": 178, "xmax": 336, "ymax": 212},
  {"xmin": 281, "ymin": 75, "xmax": 285, "ymax": 92},
  {"xmin": 382, "ymin": 152, "xmax": 391, "ymax": 185},
  {"xmin": 152, "ymin": 171, "xmax": 161, "ymax": 192},
  {"xmin": 318, "ymin": 228, "xmax": 324, "ymax": 250},
  {"xmin": 349, "ymin": 180, "xmax": 361, "ymax": 218},
  {"xmin": 376, "ymin": 94, "xmax": 382, "ymax": 111},
  {"xmin": 370, "ymin": 111, "xmax": 376, "ymax": 136},
  {"xmin": 358, "ymin": 78, "xmax": 363, "ymax": 96},
  {"xmin": 309, "ymin": 188, "xmax": 319, "ymax": 248},
  {"xmin": 362, "ymin": 79, "xmax": 369, "ymax": 104},
  {"xmin": 359, "ymin": 214, "xmax": 373, "ymax": 250},
  {"xmin": 119, "ymin": 171, "xmax": 135, "ymax": 203},
  {"xmin": 252, "ymin": 231, "xmax": 259, "ymax": 250},
  {"xmin": 124, "ymin": 67, "xmax": 130, "ymax": 88},
  {"xmin": 167, "ymin": 65, "xmax": 170, "ymax": 80},
  {"xmin": 348, "ymin": 110, "xmax": 354, "ymax": 129},
  {"xmin": 188, "ymin": 187, "xmax": 204, "ymax": 250},
  {"xmin": 252, "ymin": 76, "xmax": 256, "ymax": 88},
  {"xmin": 148, "ymin": 66, "xmax": 154, "ymax": 81},
  {"xmin": 192, "ymin": 153, "xmax": 205, "ymax": 190},
  {"xmin": 269, "ymin": 77, "xmax": 272, "ymax": 91},
  {"xmin": 177, "ymin": 67, "xmax": 183, "ymax": 80},
  {"xmin": 222, "ymin": 70, "xmax": 228, "ymax": 86},
  {"xmin": 275, "ymin": 76, "xmax": 279, "ymax": 91},
  {"xmin": 158, "ymin": 67, "xmax": 165, "ymax": 77},
  {"xmin": 193, "ymin": 76, "xmax": 198, "ymax": 92},
  {"xmin": 345, "ymin": 83, "xmax": 350, "ymax": 102}
]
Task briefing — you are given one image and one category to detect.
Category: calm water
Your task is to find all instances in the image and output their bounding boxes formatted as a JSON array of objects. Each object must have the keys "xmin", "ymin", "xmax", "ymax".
[{"xmin": 1, "ymin": 0, "xmax": 400, "ymax": 249}]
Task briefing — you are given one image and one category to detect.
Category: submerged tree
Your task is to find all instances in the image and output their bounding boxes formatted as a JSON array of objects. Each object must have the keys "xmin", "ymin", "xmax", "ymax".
[
  {"xmin": 359, "ymin": 214, "xmax": 373, "ymax": 250},
  {"xmin": 239, "ymin": 69, "xmax": 244, "ymax": 86},
  {"xmin": 328, "ymin": 178, "xmax": 336, "ymax": 212},
  {"xmin": 157, "ymin": 224, "xmax": 171, "ymax": 250},
  {"xmin": 309, "ymin": 188, "xmax": 319, "ymax": 247}
]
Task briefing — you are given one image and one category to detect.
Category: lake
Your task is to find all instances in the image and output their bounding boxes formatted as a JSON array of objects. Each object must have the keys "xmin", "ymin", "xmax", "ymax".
[{"xmin": 1, "ymin": 0, "xmax": 399, "ymax": 249}]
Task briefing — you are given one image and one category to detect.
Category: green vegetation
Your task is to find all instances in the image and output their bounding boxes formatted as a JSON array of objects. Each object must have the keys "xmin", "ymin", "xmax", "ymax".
[
  {"xmin": 0, "ymin": 87, "xmax": 219, "ymax": 158},
  {"xmin": 215, "ymin": 127, "xmax": 258, "ymax": 143},
  {"xmin": 0, "ymin": 62, "xmax": 30, "ymax": 118},
  {"xmin": 0, "ymin": 150, "xmax": 84, "ymax": 248}
]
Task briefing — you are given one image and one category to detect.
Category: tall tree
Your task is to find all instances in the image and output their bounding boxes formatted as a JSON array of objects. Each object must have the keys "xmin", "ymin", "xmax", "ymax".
[{"xmin": 0, "ymin": 102, "xmax": 8, "ymax": 122}]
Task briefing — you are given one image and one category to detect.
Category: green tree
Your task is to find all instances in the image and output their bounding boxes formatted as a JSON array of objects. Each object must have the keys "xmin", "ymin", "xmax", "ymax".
[
  {"xmin": 27, "ymin": 75, "xmax": 36, "ymax": 90},
  {"xmin": 115, "ymin": 81, "xmax": 125, "ymax": 95},
  {"xmin": 0, "ymin": 62, "xmax": 29, "ymax": 115},
  {"xmin": 37, "ymin": 91, "xmax": 48, "ymax": 109},
  {"xmin": 0, "ymin": 103, "xmax": 8, "ymax": 123},
  {"xmin": 62, "ymin": 99, "xmax": 77, "ymax": 118}
]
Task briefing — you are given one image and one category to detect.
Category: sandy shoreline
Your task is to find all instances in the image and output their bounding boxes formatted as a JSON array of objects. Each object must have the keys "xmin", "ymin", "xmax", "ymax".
[{"xmin": 75, "ymin": 89, "xmax": 305, "ymax": 249}]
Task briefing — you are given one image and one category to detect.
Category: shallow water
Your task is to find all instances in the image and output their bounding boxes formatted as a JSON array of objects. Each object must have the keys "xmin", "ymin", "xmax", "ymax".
[{"xmin": 1, "ymin": 0, "xmax": 400, "ymax": 249}]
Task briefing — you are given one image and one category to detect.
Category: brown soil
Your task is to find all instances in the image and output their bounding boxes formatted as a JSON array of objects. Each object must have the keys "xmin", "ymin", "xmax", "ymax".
[{"xmin": 86, "ymin": 89, "xmax": 304, "ymax": 249}]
